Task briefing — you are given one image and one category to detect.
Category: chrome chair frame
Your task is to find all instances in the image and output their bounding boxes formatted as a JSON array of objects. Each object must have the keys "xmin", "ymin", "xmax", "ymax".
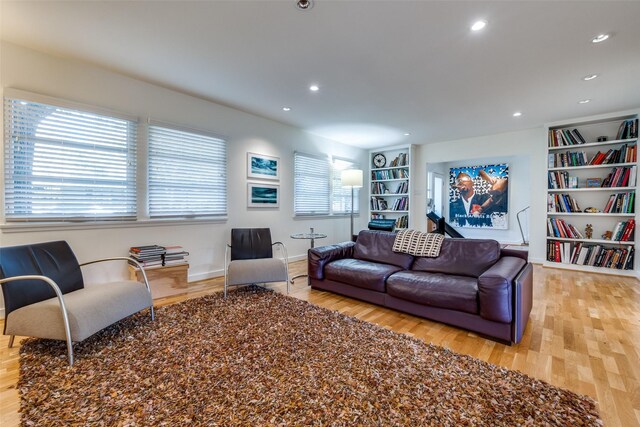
[
  {"xmin": 224, "ymin": 241, "xmax": 289, "ymax": 298},
  {"xmin": 0, "ymin": 257, "xmax": 153, "ymax": 366}
]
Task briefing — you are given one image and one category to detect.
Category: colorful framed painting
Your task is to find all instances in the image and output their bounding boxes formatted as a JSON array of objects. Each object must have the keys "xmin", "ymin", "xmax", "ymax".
[
  {"xmin": 247, "ymin": 183, "xmax": 279, "ymax": 208},
  {"xmin": 247, "ymin": 152, "xmax": 279, "ymax": 181},
  {"xmin": 448, "ymin": 163, "xmax": 509, "ymax": 229}
]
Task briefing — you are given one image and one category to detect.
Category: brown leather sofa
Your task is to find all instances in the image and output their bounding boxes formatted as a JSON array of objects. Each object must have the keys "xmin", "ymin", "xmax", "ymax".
[{"xmin": 308, "ymin": 230, "xmax": 533, "ymax": 344}]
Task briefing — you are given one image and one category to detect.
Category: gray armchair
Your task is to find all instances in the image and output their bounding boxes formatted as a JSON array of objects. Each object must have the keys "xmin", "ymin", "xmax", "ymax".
[
  {"xmin": 224, "ymin": 228, "xmax": 289, "ymax": 297},
  {"xmin": 0, "ymin": 241, "xmax": 154, "ymax": 365}
]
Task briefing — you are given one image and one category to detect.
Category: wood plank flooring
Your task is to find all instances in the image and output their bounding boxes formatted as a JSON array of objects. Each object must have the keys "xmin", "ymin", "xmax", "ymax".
[{"xmin": 1, "ymin": 262, "xmax": 639, "ymax": 426}]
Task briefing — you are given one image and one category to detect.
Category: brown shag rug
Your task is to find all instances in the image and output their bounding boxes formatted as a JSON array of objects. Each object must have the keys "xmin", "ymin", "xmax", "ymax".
[{"xmin": 19, "ymin": 287, "xmax": 601, "ymax": 426}]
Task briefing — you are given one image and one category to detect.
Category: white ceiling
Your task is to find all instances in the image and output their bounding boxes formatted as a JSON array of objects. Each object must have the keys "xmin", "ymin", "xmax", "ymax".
[{"xmin": 2, "ymin": 1, "xmax": 640, "ymax": 149}]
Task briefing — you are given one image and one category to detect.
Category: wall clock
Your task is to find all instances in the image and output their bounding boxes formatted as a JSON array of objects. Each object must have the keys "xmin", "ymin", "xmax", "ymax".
[{"xmin": 373, "ymin": 153, "xmax": 386, "ymax": 168}]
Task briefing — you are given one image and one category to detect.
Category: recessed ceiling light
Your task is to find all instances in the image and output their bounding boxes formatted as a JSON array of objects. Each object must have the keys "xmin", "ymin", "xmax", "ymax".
[
  {"xmin": 471, "ymin": 20, "xmax": 487, "ymax": 31},
  {"xmin": 282, "ymin": 107, "xmax": 291, "ymax": 111},
  {"xmin": 592, "ymin": 34, "xmax": 609, "ymax": 43},
  {"xmin": 578, "ymin": 99, "xmax": 591, "ymax": 104},
  {"xmin": 296, "ymin": 0, "xmax": 313, "ymax": 11},
  {"xmin": 309, "ymin": 85, "xmax": 319, "ymax": 92},
  {"xmin": 513, "ymin": 112, "xmax": 522, "ymax": 117},
  {"xmin": 583, "ymin": 74, "xmax": 598, "ymax": 81},
  {"xmin": 403, "ymin": 133, "xmax": 411, "ymax": 136}
]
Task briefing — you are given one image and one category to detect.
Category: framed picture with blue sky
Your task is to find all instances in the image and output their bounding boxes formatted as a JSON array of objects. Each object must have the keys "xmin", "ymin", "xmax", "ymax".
[
  {"xmin": 247, "ymin": 152, "xmax": 279, "ymax": 181},
  {"xmin": 247, "ymin": 183, "xmax": 279, "ymax": 208}
]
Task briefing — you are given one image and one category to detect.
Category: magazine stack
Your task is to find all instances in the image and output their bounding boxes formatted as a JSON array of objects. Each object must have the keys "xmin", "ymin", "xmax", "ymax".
[{"xmin": 129, "ymin": 245, "xmax": 165, "ymax": 268}]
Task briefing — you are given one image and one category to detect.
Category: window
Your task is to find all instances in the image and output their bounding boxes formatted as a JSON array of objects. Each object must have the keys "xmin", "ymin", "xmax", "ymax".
[
  {"xmin": 294, "ymin": 152, "xmax": 330, "ymax": 215},
  {"xmin": 332, "ymin": 158, "xmax": 360, "ymax": 214},
  {"xmin": 294, "ymin": 152, "xmax": 360, "ymax": 216},
  {"xmin": 148, "ymin": 123, "xmax": 227, "ymax": 218},
  {"xmin": 3, "ymin": 94, "xmax": 137, "ymax": 221}
]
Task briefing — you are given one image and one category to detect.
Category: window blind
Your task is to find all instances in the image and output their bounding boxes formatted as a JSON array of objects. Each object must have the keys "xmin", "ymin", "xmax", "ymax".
[
  {"xmin": 148, "ymin": 124, "xmax": 227, "ymax": 218},
  {"xmin": 3, "ymin": 96, "xmax": 138, "ymax": 221},
  {"xmin": 294, "ymin": 152, "xmax": 330, "ymax": 215},
  {"xmin": 332, "ymin": 158, "xmax": 360, "ymax": 214}
]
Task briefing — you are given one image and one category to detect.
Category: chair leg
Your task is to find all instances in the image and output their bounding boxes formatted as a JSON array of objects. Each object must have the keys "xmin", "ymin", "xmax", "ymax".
[
  {"xmin": 150, "ymin": 304, "xmax": 155, "ymax": 321},
  {"xmin": 224, "ymin": 268, "xmax": 228, "ymax": 298},
  {"xmin": 8, "ymin": 335, "xmax": 15, "ymax": 348}
]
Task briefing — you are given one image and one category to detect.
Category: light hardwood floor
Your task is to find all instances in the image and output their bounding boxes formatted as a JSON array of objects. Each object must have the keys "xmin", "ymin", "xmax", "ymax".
[{"xmin": 1, "ymin": 261, "xmax": 639, "ymax": 426}]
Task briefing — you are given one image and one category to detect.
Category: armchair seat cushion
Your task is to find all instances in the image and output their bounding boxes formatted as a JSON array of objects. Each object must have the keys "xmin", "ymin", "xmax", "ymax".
[
  {"xmin": 386, "ymin": 271, "xmax": 479, "ymax": 315},
  {"xmin": 227, "ymin": 258, "xmax": 287, "ymax": 285},
  {"xmin": 325, "ymin": 259, "xmax": 403, "ymax": 292},
  {"xmin": 5, "ymin": 281, "xmax": 152, "ymax": 342}
]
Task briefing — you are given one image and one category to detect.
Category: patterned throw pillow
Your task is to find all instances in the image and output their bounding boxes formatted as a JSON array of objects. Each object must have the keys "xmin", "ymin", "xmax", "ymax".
[{"xmin": 392, "ymin": 230, "xmax": 445, "ymax": 257}]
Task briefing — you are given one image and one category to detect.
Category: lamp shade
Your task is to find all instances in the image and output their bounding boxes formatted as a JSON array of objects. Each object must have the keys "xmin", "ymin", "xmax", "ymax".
[{"xmin": 341, "ymin": 169, "xmax": 363, "ymax": 188}]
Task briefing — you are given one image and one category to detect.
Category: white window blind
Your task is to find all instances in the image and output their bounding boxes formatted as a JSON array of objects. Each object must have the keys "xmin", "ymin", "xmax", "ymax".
[
  {"xmin": 3, "ymin": 96, "xmax": 137, "ymax": 222},
  {"xmin": 294, "ymin": 152, "xmax": 330, "ymax": 215},
  {"xmin": 148, "ymin": 123, "xmax": 227, "ymax": 218},
  {"xmin": 332, "ymin": 158, "xmax": 360, "ymax": 214}
]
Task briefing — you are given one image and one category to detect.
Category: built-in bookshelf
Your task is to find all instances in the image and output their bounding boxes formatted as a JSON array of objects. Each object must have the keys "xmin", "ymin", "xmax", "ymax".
[
  {"xmin": 545, "ymin": 115, "xmax": 638, "ymax": 276},
  {"xmin": 369, "ymin": 145, "xmax": 414, "ymax": 230}
]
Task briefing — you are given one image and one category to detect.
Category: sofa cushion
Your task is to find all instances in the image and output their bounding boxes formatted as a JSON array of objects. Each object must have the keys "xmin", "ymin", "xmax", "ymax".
[
  {"xmin": 325, "ymin": 259, "xmax": 403, "ymax": 292},
  {"xmin": 411, "ymin": 238, "xmax": 500, "ymax": 278},
  {"xmin": 353, "ymin": 230, "xmax": 414, "ymax": 269},
  {"xmin": 386, "ymin": 271, "xmax": 478, "ymax": 314}
]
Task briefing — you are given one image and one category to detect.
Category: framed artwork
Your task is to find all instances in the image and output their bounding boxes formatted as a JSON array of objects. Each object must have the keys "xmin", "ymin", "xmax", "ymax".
[
  {"xmin": 586, "ymin": 178, "xmax": 602, "ymax": 188},
  {"xmin": 247, "ymin": 152, "xmax": 279, "ymax": 180},
  {"xmin": 248, "ymin": 183, "xmax": 279, "ymax": 208},
  {"xmin": 449, "ymin": 163, "xmax": 509, "ymax": 229}
]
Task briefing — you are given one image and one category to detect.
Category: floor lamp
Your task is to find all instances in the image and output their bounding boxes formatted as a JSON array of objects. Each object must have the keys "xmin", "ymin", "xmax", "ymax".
[{"xmin": 341, "ymin": 169, "xmax": 363, "ymax": 239}]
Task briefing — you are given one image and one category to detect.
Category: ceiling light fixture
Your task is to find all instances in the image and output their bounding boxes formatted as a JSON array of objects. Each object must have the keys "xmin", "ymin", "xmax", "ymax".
[
  {"xmin": 471, "ymin": 20, "xmax": 487, "ymax": 31},
  {"xmin": 309, "ymin": 85, "xmax": 319, "ymax": 92},
  {"xmin": 582, "ymin": 74, "xmax": 598, "ymax": 81},
  {"xmin": 404, "ymin": 133, "xmax": 411, "ymax": 136},
  {"xmin": 296, "ymin": 0, "xmax": 313, "ymax": 11},
  {"xmin": 513, "ymin": 112, "xmax": 522, "ymax": 117},
  {"xmin": 578, "ymin": 99, "xmax": 591, "ymax": 104},
  {"xmin": 592, "ymin": 34, "xmax": 609, "ymax": 43},
  {"xmin": 282, "ymin": 107, "xmax": 291, "ymax": 111}
]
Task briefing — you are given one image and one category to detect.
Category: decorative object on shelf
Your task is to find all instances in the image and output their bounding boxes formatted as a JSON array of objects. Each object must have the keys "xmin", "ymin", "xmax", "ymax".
[
  {"xmin": 341, "ymin": 169, "xmax": 363, "ymax": 238},
  {"xmin": 247, "ymin": 183, "xmax": 279, "ymax": 208},
  {"xmin": 584, "ymin": 207, "xmax": 600, "ymax": 213},
  {"xmin": 247, "ymin": 152, "xmax": 279, "ymax": 181},
  {"xmin": 602, "ymin": 230, "xmax": 613, "ymax": 240},
  {"xmin": 597, "ymin": 136, "xmax": 608, "ymax": 142},
  {"xmin": 372, "ymin": 153, "xmax": 386, "ymax": 168},
  {"xmin": 585, "ymin": 224, "xmax": 593, "ymax": 239},
  {"xmin": 449, "ymin": 163, "xmax": 509, "ymax": 229},
  {"xmin": 586, "ymin": 178, "xmax": 602, "ymax": 188}
]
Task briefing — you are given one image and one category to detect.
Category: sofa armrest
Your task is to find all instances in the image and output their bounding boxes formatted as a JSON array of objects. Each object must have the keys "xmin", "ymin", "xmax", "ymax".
[
  {"xmin": 308, "ymin": 242, "xmax": 355, "ymax": 280},
  {"xmin": 500, "ymin": 248, "xmax": 528, "ymax": 262},
  {"xmin": 478, "ymin": 256, "xmax": 526, "ymax": 323}
]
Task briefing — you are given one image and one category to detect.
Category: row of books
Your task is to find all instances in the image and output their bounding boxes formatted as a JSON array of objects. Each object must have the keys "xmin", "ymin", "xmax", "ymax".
[
  {"xmin": 611, "ymin": 219, "xmax": 635, "ymax": 242},
  {"xmin": 547, "ymin": 241, "xmax": 634, "ymax": 270},
  {"xmin": 590, "ymin": 144, "xmax": 636, "ymax": 165},
  {"xmin": 547, "ymin": 194, "xmax": 581, "ymax": 213},
  {"xmin": 371, "ymin": 168, "xmax": 409, "ymax": 181},
  {"xmin": 546, "ymin": 218, "xmax": 584, "ymax": 239},
  {"xmin": 389, "ymin": 197, "xmax": 408, "ymax": 211},
  {"xmin": 370, "ymin": 180, "xmax": 408, "ymax": 195},
  {"xmin": 129, "ymin": 245, "xmax": 189, "ymax": 268},
  {"xmin": 601, "ymin": 166, "xmax": 636, "ymax": 188},
  {"xmin": 389, "ymin": 153, "xmax": 409, "ymax": 167},
  {"xmin": 370, "ymin": 197, "xmax": 389, "ymax": 211},
  {"xmin": 603, "ymin": 192, "xmax": 634, "ymax": 214},
  {"xmin": 548, "ymin": 144, "xmax": 637, "ymax": 168},
  {"xmin": 395, "ymin": 215, "xmax": 409, "ymax": 229},
  {"xmin": 548, "ymin": 171, "xmax": 578, "ymax": 189},
  {"xmin": 616, "ymin": 118, "xmax": 638, "ymax": 140},
  {"xmin": 548, "ymin": 128, "xmax": 587, "ymax": 147}
]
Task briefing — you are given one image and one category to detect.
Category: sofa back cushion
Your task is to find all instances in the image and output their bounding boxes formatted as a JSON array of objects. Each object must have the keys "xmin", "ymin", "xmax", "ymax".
[
  {"xmin": 354, "ymin": 230, "xmax": 414, "ymax": 269},
  {"xmin": 411, "ymin": 238, "xmax": 500, "ymax": 277}
]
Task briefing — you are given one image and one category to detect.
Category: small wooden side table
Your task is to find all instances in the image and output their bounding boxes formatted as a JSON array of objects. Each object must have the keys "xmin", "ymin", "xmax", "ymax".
[{"xmin": 128, "ymin": 263, "xmax": 189, "ymax": 293}]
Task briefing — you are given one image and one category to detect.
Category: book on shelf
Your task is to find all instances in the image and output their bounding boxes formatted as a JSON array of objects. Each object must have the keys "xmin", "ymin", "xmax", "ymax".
[
  {"xmin": 548, "ymin": 128, "xmax": 587, "ymax": 147},
  {"xmin": 547, "ymin": 241, "xmax": 634, "ymax": 270},
  {"xmin": 616, "ymin": 118, "xmax": 639, "ymax": 140}
]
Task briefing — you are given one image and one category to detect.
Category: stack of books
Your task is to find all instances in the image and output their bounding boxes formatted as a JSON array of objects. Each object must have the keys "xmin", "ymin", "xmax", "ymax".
[
  {"xmin": 163, "ymin": 245, "xmax": 189, "ymax": 266},
  {"xmin": 129, "ymin": 245, "xmax": 165, "ymax": 267}
]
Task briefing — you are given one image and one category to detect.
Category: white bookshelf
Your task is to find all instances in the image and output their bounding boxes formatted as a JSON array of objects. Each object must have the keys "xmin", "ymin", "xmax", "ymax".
[
  {"xmin": 369, "ymin": 144, "xmax": 415, "ymax": 229},
  {"xmin": 545, "ymin": 114, "xmax": 638, "ymax": 275}
]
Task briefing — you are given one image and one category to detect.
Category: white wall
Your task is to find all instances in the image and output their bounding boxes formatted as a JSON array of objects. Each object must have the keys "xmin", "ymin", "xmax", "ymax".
[
  {"xmin": 0, "ymin": 43, "xmax": 368, "ymax": 306},
  {"xmin": 412, "ymin": 128, "xmax": 548, "ymax": 263}
]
